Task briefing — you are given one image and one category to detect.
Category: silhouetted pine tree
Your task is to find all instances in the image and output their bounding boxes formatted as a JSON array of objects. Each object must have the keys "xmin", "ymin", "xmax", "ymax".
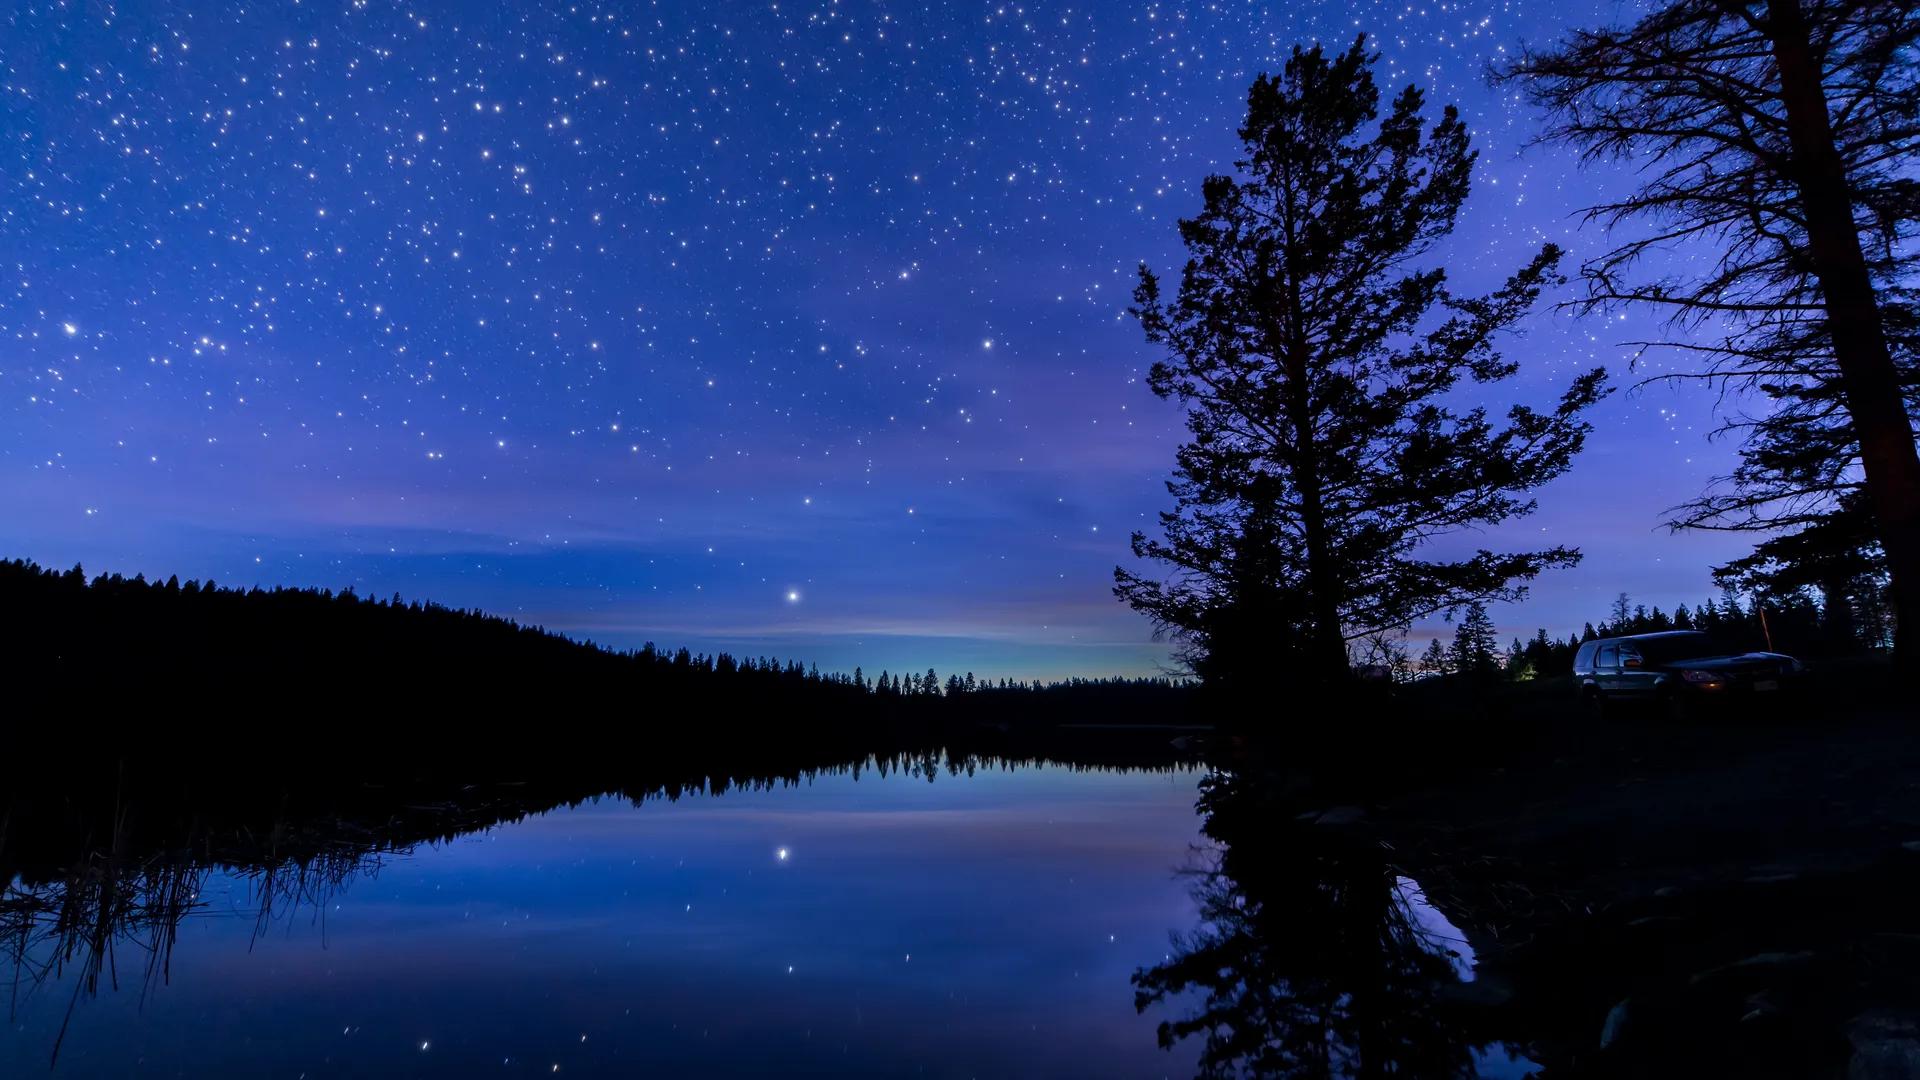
[
  {"xmin": 1503, "ymin": 0, "xmax": 1920, "ymax": 666},
  {"xmin": 1713, "ymin": 490, "xmax": 1893, "ymax": 651},
  {"xmin": 1449, "ymin": 602, "xmax": 1500, "ymax": 680},
  {"xmin": 1116, "ymin": 38, "xmax": 1607, "ymax": 694}
]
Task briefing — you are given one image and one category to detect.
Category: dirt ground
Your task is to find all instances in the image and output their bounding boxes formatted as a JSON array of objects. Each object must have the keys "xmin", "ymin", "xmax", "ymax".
[
  {"xmin": 1346, "ymin": 683, "xmax": 1920, "ymax": 1078},
  {"xmin": 1381, "ymin": 702, "xmax": 1920, "ymax": 904}
]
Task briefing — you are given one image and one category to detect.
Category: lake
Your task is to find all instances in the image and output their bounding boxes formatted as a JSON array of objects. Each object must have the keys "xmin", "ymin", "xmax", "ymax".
[
  {"xmin": 4, "ymin": 757, "xmax": 1214, "ymax": 1077},
  {"xmin": 0, "ymin": 750, "xmax": 1565, "ymax": 1078}
]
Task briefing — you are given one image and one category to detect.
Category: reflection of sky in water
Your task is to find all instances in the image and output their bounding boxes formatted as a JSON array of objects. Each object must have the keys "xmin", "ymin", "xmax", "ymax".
[
  {"xmin": 1395, "ymin": 877, "xmax": 1539, "ymax": 1080},
  {"xmin": 1397, "ymin": 876, "xmax": 1478, "ymax": 981},
  {"xmin": 5, "ymin": 764, "xmax": 1208, "ymax": 1077}
]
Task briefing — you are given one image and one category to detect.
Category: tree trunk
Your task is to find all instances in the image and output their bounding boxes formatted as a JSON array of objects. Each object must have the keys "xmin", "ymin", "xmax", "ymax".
[
  {"xmin": 1291, "ymin": 392, "xmax": 1352, "ymax": 680},
  {"xmin": 1766, "ymin": 0, "xmax": 1920, "ymax": 669},
  {"xmin": 1299, "ymin": 483, "xmax": 1352, "ymax": 677},
  {"xmin": 1278, "ymin": 229, "xmax": 1351, "ymax": 682}
]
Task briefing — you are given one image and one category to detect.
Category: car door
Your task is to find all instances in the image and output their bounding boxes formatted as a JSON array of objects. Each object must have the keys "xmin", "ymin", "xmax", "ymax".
[
  {"xmin": 1595, "ymin": 643, "xmax": 1621, "ymax": 694},
  {"xmin": 1615, "ymin": 643, "xmax": 1656, "ymax": 698}
]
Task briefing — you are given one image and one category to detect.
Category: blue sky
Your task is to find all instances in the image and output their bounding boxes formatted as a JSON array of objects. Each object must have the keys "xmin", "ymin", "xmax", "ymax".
[{"xmin": 0, "ymin": 0, "xmax": 1753, "ymax": 679}]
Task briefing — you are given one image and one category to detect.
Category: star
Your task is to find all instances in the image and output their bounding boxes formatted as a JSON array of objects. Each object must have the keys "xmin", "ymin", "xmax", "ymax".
[{"xmin": 0, "ymin": 0, "xmax": 1749, "ymax": 684}]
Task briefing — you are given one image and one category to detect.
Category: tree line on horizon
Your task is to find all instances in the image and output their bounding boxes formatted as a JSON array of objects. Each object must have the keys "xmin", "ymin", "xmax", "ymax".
[
  {"xmin": 1117, "ymin": 1, "xmax": 1919, "ymax": 693},
  {"xmin": 1407, "ymin": 583, "xmax": 1879, "ymax": 684},
  {"xmin": 0, "ymin": 557, "xmax": 1188, "ymax": 716},
  {"xmin": 8, "ymin": 551, "xmax": 1863, "ymax": 702}
]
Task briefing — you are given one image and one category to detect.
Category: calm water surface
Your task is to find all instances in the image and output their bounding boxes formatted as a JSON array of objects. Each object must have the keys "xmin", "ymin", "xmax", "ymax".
[{"xmin": 5, "ymin": 760, "xmax": 1213, "ymax": 1077}]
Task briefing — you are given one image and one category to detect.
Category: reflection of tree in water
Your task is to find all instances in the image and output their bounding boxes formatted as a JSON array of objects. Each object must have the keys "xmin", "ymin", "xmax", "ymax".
[
  {"xmin": 1136, "ymin": 773, "xmax": 1491, "ymax": 1079},
  {"xmin": 2, "ymin": 837, "xmax": 392, "ymax": 1067},
  {"xmin": 5, "ymin": 856, "xmax": 201, "ymax": 1064},
  {"xmin": 1, "ymin": 746, "xmax": 1197, "ymax": 1067}
]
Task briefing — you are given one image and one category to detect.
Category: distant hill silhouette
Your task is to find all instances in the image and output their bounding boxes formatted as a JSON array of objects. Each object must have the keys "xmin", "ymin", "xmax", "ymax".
[{"xmin": 0, "ymin": 557, "xmax": 1191, "ymax": 721}]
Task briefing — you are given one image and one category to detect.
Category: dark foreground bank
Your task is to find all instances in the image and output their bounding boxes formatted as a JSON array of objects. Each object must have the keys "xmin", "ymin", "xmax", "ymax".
[{"xmin": 1209, "ymin": 664, "xmax": 1919, "ymax": 1079}]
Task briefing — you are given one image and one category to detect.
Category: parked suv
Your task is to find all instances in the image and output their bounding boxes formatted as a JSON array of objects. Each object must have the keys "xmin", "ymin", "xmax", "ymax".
[{"xmin": 1572, "ymin": 630, "xmax": 1802, "ymax": 716}]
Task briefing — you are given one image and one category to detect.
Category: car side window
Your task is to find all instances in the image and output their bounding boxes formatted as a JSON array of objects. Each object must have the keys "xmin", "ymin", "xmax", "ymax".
[
  {"xmin": 1619, "ymin": 645, "xmax": 1642, "ymax": 668},
  {"xmin": 1597, "ymin": 644, "xmax": 1618, "ymax": 671}
]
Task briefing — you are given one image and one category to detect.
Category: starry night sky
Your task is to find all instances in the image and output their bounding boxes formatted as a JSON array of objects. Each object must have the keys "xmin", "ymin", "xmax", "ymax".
[{"xmin": 1, "ymin": 1, "xmax": 1757, "ymax": 680}]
